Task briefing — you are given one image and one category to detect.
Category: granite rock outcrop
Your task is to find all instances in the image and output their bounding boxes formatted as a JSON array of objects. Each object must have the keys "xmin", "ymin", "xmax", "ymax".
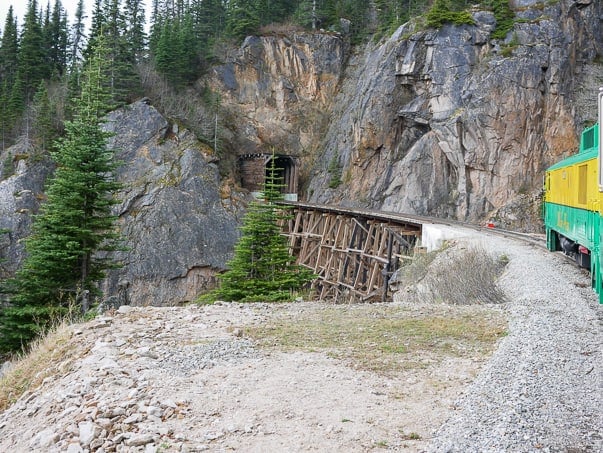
[
  {"xmin": 100, "ymin": 100, "xmax": 244, "ymax": 306},
  {"xmin": 303, "ymin": 0, "xmax": 601, "ymax": 230}
]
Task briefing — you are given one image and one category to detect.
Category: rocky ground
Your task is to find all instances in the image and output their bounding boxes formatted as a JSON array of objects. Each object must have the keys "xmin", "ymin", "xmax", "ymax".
[{"xmin": 0, "ymin": 229, "xmax": 601, "ymax": 452}]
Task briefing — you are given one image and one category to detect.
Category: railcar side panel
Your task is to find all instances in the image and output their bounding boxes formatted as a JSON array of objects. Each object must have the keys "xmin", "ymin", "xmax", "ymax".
[
  {"xmin": 544, "ymin": 153, "xmax": 598, "ymax": 210},
  {"xmin": 544, "ymin": 202, "xmax": 598, "ymax": 252}
]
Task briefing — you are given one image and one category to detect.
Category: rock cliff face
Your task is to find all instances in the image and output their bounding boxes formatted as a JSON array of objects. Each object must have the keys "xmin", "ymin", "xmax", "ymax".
[
  {"xmin": 213, "ymin": 0, "xmax": 601, "ymax": 231},
  {"xmin": 100, "ymin": 100, "xmax": 244, "ymax": 306},
  {"xmin": 0, "ymin": 148, "xmax": 53, "ymax": 278},
  {"xmin": 308, "ymin": 0, "xmax": 601, "ymax": 230},
  {"xmin": 211, "ymin": 32, "xmax": 347, "ymax": 160},
  {"xmin": 0, "ymin": 100, "xmax": 244, "ymax": 306},
  {"xmin": 1, "ymin": 0, "xmax": 601, "ymax": 306}
]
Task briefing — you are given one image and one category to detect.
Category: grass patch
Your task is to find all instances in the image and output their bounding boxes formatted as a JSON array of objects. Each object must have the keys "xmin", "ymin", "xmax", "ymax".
[
  {"xmin": 399, "ymin": 430, "xmax": 422, "ymax": 440},
  {"xmin": 0, "ymin": 322, "xmax": 77, "ymax": 412},
  {"xmin": 244, "ymin": 304, "xmax": 506, "ymax": 376}
]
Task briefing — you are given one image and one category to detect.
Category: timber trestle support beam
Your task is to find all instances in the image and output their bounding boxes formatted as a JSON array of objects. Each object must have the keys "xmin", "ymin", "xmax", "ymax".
[{"xmin": 279, "ymin": 202, "xmax": 422, "ymax": 301}]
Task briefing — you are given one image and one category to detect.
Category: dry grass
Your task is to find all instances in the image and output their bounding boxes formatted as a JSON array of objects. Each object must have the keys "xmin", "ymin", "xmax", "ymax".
[
  {"xmin": 259, "ymin": 22, "xmax": 306, "ymax": 36},
  {"xmin": 244, "ymin": 304, "xmax": 507, "ymax": 376},
  {"xmin": 426, "ymin": 245, "xmax": 508, "ymax": 305},
  {"xmin": 0, "ymin": 322, "xmax": 78, "ymax": 412},
  {"xmin": 395, "ymin": 244, "xmax": 508, "ymax": 305}
]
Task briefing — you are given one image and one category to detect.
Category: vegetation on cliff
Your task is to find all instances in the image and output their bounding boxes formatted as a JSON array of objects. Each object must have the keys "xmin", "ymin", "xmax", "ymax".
[
  {"xmin": 0, "ymin": 40, "xmax": 121, "ymax": 354},
  {"xmin": 0, "ymin": 0, "xmax": 519, "ymax": 151},
  {"xmin": 0, "ymin": 0, "xmax": 530, "ymax": 348}
]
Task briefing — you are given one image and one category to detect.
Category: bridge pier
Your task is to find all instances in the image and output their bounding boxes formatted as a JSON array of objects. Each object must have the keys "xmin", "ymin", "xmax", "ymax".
[{"xmin": 281, "ymin": 203, "xmax": 422, "ymax": 301}]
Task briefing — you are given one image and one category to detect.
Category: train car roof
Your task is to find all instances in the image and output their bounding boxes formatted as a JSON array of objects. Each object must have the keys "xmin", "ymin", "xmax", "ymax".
[
  {"xmin": 546, "ymin": 148, "xmax": 597, "ymax": 171},
  {"xmin": 546, "ymin": 123, "xmax": 599, "ymax": 171}
]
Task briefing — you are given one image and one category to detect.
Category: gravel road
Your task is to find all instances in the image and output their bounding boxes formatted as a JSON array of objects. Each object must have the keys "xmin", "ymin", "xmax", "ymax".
[{"xmin": 428, "ymin": 229, "xmax": 602, "ymax": 452}]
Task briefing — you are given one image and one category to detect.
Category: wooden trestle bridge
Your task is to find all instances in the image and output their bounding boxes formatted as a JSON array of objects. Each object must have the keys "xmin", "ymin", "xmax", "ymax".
[{"xmin": 280, "ymin": 203, "xmax": 424, "ymax": 301}]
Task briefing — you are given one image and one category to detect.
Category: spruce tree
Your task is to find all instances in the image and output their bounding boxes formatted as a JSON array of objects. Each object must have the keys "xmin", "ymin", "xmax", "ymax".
[
  {"xmin": 0, "ymin": 6, "xmax": 19, "ymax": 86},
  {"xmin": 6, "ymin": 73, "xmax": 25, "ymax": 136},
  {"xmin": 205, "ymin": 156, "xmax": 314, "ymax": 303},
  {"xmin": 69, "ymin": 0, "xmax": 86, "ymax": 69},
  {"xmin": 31, "ymin": 80, "xmax": 57, "ymax": 152},
  {"xmin": 18, "ymin": 0, "xmax": 49, "ymax": 102},
  {"xmin": 47, "ymin": 0, "xmax": 69, "ymax": 78},
  {"xmin": 226, "ymin": 0, "xmax": 260, "ymax": 40},
  {"xmin": 85, "ymin": 0, "xmax": 141, "ymax": 104},
  {"xmin": 190, "ymin": 0, "xmax": 226, "ymax": 42},
  {"xmin": 123, "ymin": 0, "xmax": 147, "ymax": 62},
  {"xmin": 0, "ymin": 39, "xmax": 121, "ymax": 354}
]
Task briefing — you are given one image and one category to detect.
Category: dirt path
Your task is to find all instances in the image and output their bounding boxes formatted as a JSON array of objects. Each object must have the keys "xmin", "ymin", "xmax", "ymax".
[{"xmin": 0, "ymin": 299, "xmax": 504, "ymax": 452}]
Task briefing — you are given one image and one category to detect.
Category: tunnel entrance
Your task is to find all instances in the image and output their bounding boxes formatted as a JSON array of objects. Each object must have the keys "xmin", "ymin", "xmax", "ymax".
[{"xmin": 239, "ymin": 153, "xmax": 298, "ymax": 201}]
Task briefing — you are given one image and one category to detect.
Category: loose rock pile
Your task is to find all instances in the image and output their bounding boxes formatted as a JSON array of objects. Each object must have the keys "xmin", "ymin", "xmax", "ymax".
[
  {"xmin": 0, "ymin": 304, "xmax": 266, "ymax": 452},
  {"xmin": 1, "ymin": 301, "xmax": 488, "ymax": 452}
]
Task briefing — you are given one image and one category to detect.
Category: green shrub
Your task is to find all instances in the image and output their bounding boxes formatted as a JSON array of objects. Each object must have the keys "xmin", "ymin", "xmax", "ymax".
[
  {"xmin": 327, "ymin": 153, "xmax": 342, "ymax": 189},
  {"xmin": 198, "ymin": 156, "xmax": 314, "ymax": 303},
  {"xmin": 488, "ymin": 0, "xmax": 516, "ymax": 39},
  {"xmin": 425, "ymin": 0, "xmax": 475, "ymax": 28}
]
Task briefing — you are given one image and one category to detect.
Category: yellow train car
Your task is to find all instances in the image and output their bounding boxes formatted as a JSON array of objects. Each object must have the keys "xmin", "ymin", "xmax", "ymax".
[{"xmin": 543, "ymin": 88, "xmax": 603, "ymax": 303}]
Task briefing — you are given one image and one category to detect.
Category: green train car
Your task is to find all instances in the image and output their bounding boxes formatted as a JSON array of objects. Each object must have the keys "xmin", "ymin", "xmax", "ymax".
[{"xmin": 543, "ymin": 89, "xmax": 603, "ymax": 303}]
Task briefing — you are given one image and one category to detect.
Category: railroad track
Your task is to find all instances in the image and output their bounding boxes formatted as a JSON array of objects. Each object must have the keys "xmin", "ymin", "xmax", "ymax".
[
  {"xmin": 286, "ymin": 201, "xmax": 549, "ymax": 247},
  {"xmin": 279, "ymin": 201, "xmax": 585, "ymax": 299},
  {"xmin": 460, "ymin": 224, "xmax": 548, "ymax": 249}
]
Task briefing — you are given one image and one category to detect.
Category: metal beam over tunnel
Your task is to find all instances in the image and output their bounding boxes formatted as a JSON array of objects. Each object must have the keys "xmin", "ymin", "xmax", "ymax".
[{"xmin": 280, "ymin": 203, "xmax": 423, "ymax": 301}]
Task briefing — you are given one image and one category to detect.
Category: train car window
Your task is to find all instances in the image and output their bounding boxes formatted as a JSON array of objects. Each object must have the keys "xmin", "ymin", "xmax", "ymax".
[
  {"xmin": 578, "ymin": 164, "xmax": 588, "ymax": 204},
  {"xmin": 582, "ymin": 128, "xmax": 594, "ymax": 151}
]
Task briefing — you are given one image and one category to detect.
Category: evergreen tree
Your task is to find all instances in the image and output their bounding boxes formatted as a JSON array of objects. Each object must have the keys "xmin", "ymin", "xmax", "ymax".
[
  {"xmin": 0, "ymin": 40, "xmax": 122, "ymax": 354},
  {"xmin": 85, "ymin": 0, "xmax": 141, "ymax": 104},
  {"xmin": 175, "ymin": 12, "xmax": 199, "ymax": 82},
  {"xmin": 46, "ymin": 0, "xmax": 69, "ymax": 78},
  {"xmin": 0, "ymin": 7, "xmax": 20, "ymax": 145},
  {"xmin": 256, "ymin": 0, "xmax": 296, "ymax": 26},
  {"xmin": 6, "ymin": 73, "xmax": 25, "ymax": 136},
  {"xmin": 153, "ymin": 19, "xmax": 174, "ymax": 78},
  {"xmin": 295, "ymin": 0, "xmax": 337, "ymax": 32},
  {"xmin": 0, "ymin": 6, "xmax": 19, "ymax": 86},
  {"xmin": 425, "ymin": 0, "xmax": 474, "ymax": 28},
  {"xmin": 226, "ymin": 0, "xmax": 261, "ymax": 39},
  {"xmin": 123, "ymin": 0, "xmax": 146, "ymax": 62},
  {"xmin": 0, "ymin": 80, "xmax": 12, "ymax": 148},
  {"xmin": 294, "ymin": 0, "xmax": 318, "ymax": 30},
  {"xmin": 18, "ymin": 0, "xmax": 49, "ymax": 102},
  {"xmin": 190, "ymin": 0, "xmax": 226, "ymax": 43},
  {"xmin": 205, "ymin": 156, "xmax": 314, "ymax": 303},
  {"xmin": 335, "ymin": 0, "xmax": 370, "ymax": 40},
  {"xmin": 85, "ymin": 0, "xmax": 104, "ymax": 60},
  {"xmin": 69, "ymin": 0, "xmax": 86, "ymax": 69},
  {"xmin": 148, "ymin": 0, "xmax": 162, "ymax": 53},
  {"xmin": 486, "ymin": 0, "xmax": 515, "ymax": 39},
  {"xmin": 153, "ymin": 13, "xmax": 200, "ymax": 88},
  {"xmin": 31, "ymin": 80, "xmax": 57, "ymax": 152},
  {"xmin": 374, "ymin": 0, "xmax": 425, "ymax": 36}
]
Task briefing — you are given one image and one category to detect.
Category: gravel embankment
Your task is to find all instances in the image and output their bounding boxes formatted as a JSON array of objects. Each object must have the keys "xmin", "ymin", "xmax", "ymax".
[{"xmin": 428, "ymin": 230, "xmax": 602, "ymax": 452}]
